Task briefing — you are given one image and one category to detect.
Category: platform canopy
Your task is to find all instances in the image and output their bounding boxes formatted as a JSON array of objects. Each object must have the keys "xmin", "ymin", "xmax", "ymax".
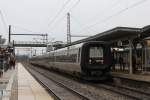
[
  {"xmin": 140, "ymin": 25, "xmax": 150, "ymax": 39},
  {"xmin": 65, "ymin": 25, "xmax": 150, "ymax": 47}
]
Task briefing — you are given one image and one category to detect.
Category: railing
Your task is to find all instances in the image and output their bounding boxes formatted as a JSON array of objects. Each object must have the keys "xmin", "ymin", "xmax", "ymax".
[
  {"xmin": 14, "ymin": 41, "xmax": 47, "ymax": 45},
  {"xmin": 13, "ymin": 41, "xmax": 47, "ymax": 47}
]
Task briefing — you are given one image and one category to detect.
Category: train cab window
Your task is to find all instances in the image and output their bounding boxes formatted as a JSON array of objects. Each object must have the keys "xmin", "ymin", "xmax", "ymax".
[
  {"xmin": 89, "ymin": 47, "xmax": 104, "ymax": 65},
  {"xmin": 77, "ymin": 48, "xmax": 80, "ymax": 63}
]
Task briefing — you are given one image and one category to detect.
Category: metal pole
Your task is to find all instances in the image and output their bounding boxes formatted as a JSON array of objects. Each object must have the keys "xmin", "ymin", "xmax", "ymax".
[
  {"xmin": 144, "ymin": 45, "xmax": 147, "ymax": 72},
  {"xmin": 67, "ymin": 13, "xmax": 71, "ymax": 55},
  {"xmin": 31, "ymin": 47, "xmax": 32, "ymax": 57},
  {"xmin": 35, "ymin": 49, "xmax": 36, "ymax": 56},
  {"xmin": 46, "ymin": 34, "xmax": 48, "ymax": 44},
  {"xmin": 129, "ymin": 40, "xmax": 133, "ymax": 74},
  {"xmin": 8, "ymin": 25, "xmax": 11, "ymax": 43},
  {"xmin": 67, "ymin": 12, "xmax": 71, "ymax": 44},
  {"xmin": 13, "ymin": 40, "xmax": 15, "ymax": 54}
]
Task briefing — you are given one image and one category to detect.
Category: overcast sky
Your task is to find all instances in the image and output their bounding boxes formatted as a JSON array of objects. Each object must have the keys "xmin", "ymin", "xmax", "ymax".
[
  {"xmin": 0, "ymin": 0, "xmax": 150, "ymax": 54},
  {"xmin": 0, "ymin": 0, "xmax": 150, "ymax": 41}
]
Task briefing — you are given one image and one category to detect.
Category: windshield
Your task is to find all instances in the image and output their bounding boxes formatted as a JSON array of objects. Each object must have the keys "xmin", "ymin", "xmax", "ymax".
[{"xmin": 89, "ymin": 46, "xmax": 104, "ymax": 65}]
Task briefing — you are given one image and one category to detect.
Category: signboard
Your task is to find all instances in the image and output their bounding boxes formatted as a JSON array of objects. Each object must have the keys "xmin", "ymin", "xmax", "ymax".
[{"xmin": 146, "ymin": 40, "xmax": 150, "ymax": 46}]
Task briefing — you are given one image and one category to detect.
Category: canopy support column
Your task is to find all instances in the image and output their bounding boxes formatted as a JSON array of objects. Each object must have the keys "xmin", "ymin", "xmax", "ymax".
[{"xmin": 129, "ymin": 39, "xmax": 133, "ymax": 74}]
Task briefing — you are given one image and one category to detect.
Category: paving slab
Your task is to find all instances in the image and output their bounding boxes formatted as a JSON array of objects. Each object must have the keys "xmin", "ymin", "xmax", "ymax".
[{"xmin": 18, "ymin": 63, "xmax": 53, "ymax": 100}]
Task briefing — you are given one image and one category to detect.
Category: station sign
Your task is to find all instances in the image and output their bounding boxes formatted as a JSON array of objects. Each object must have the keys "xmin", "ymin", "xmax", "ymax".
[{"xmin": 146, "ymin": 40, "xmax": 150, "ymax": 46}]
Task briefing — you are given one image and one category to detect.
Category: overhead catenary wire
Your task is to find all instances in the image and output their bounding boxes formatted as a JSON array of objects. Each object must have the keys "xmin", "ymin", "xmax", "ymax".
[
  {"xmin": 67, "ymin": 0, "xmax": 120, "ymax": 37},
  {"xmin": 48, "ymin": 0, "xmax": 122, "ymax": 38},
  {"xmin": 78, "ymin": 0, "xmax": 147, "ymax": 33},
  {"xmin": 0, "ymin": 10, "xmax": 8, "ymax": 33},
  {"xmin": 68, "ymin": 0, "xmax": 121, "ymax": 35},
  {"xmin": 68, "ymin": 0, "xmax": 80, "ymax": 12},
  {"xmin": 47, "ymin": 0, "xmax": 71, "ymax": 28},
  {"xmin": 48, "ymin": 0, "xmax": 80, "ymax": 34},
  {"xmin": 86, "ymin": 0, "xmax": 121, "ymax": 23},
  {"xmin": 70, "ymin": 14, "xmax": 96, "ymax": 33},
  {"xmin": 48, "ymin": 0, "xmax": 80, "ymax": 33},
  {"xmin": 12, "ymin": 25, "xmax": 43, "ymax": 34},
  {"xmin": 47, "ymin": 14, "xmax": 66, "ymax": 32}
]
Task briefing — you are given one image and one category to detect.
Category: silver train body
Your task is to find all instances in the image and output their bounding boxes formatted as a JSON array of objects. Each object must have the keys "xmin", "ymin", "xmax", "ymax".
[{"xmin": 30, "ymin": 41, "xmax": 112, "ymax": 81}]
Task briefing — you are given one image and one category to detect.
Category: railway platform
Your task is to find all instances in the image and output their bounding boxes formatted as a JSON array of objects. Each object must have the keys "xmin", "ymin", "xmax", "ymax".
[
  {"xmin": 17, "ymin": 63, "xmax": 53, "ymax": 100},
  {"xmin": 0, "ymin": 63, "xmax": 53, "ymax": 100},
  {"xmin": 0, "ymin": 66, "xmax": 16, "ymax": 100},
  {"xmin": 112, "ymin": 71, "xmax": 150, "ymax": 83}
]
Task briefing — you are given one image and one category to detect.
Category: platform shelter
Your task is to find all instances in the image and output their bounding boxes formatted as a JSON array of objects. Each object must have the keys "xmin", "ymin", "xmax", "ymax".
[{"xmin": 68, "ymin": 25, "xmax": 150, "ymax": 74}]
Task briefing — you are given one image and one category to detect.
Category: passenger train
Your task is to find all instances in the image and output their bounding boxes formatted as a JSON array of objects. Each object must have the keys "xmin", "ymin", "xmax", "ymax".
[{"xmin": 30, "ymin": 41, "xmax": 113, "ymax": 81}]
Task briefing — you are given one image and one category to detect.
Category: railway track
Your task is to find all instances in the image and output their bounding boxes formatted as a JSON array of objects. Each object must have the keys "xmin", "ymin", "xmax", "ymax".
[
  {"xmin": 25, "ymin": 65, "xmax": 90, "ymax": 100},
  {"xmin": 108, "ymin": 83, "xmax": 150, "ymax": 97},
  {"xmin": 93, "ymin": 83, "xmax": 150, "ymax": 100},
  {"xmin": 24, "ymin": 62, "xmax": 150, "ymax": 100}
]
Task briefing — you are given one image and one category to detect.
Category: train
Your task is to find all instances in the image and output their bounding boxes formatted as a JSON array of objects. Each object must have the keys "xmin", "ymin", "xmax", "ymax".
[{"xmin": 29, "ymin": 41, "xmax": 113, "ymax": 81}]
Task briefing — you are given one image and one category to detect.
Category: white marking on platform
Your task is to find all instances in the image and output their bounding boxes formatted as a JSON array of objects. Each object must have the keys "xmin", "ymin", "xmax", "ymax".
[{"xmin": 18, "ymin": 63, "xmax": 53, "ymax": 100}]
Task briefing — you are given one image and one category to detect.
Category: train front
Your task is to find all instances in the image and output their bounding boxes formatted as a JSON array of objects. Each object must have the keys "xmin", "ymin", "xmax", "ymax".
[{"xmin": 81, "ymin": 41, "xmax": 112, "ymax": 81}]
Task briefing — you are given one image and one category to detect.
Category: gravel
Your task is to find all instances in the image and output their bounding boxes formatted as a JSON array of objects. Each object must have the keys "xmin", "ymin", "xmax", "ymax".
[{"xmin": 24, "ymin": 62, "xmax": 135, "ymax": 100}]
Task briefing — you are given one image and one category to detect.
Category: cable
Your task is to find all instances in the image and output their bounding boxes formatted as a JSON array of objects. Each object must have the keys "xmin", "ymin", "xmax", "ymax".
[
  {"xmin": 87, "ymin": 0, "xmax": 121, "ymax": 23},
  {"xmin": 47, "ymin": 0, "xmax": 71, "ymax": 27},
  {"xmin": 79, "ymin": 0, "xmax": 147, "ymax": 33},
  {"xmin": 70, "ymin": 14, "xmax": 96, "ymax": 33},
  {"xmin": 47, "ymin": 0, "xmax": 80, "ymax": 33},
  {"xmin": 0, "ymin": 10, "xmax": 8, "ymax": 33},
  {"xmin": 50, "ymin": 0, "xmax": 119, "ymax": 34},
  {"xmin": 68, "ymin": 0, "xmax": 120, "ymax": 34},
  {"xmin": 12, "ymin": 25, "xmax": 42, "ymax": 34},
  {"xmin": 47, "ymin": 14, "xmax": 66, "ymax": 32},
  {"xmin": 68, "ymin": 0, "xmax": 80, "ymax": 12}
]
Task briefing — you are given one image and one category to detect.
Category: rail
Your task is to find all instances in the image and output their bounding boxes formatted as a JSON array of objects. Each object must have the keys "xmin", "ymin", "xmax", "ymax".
[
  {"xmin": 25, "ymin": 64, "xmax": 90, "ymax": 100},
  {"xmin": 13, "ymin": 41, "xmax": 47, "ymax": 47},
  {"xmin": 14, "ymin": 41, "xmax": 47, "ymax": 45},
  {"xmin": 92, "ymin": 83, "xmax": 150, "ymax": 100}
]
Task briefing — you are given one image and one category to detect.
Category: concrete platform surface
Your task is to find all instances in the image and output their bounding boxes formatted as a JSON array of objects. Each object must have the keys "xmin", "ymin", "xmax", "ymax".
[
  {"xmin": 0, "ymin": 67, "xmax": 16, "ymax": 100},
  {"xmin": 18, "ymin": 63, "xmax": 53, "ymax": 100},
  {"xmin": 0, "ymin": 68, "xmax": 15, "ymax": 84},
  {"xmin": 112, "ymin": 72, "xmax": 150, "ymax": 83}
]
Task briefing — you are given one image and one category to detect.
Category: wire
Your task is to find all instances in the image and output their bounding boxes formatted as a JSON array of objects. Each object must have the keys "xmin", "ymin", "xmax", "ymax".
[
  {"xmin": 69, "ymin": 0, "xmax": 120, "ymax": 34},
  {"xmin": 47, "ymin": 0, "xmax": 71, "ymax": 28},
  {"xmin": 49, "ymin": 0, "xmax": 119, "ymax": 35},
  {"xmin": 87, "ymin": 0, "xmax": 121, "ymax": 23},
  {"xmin": 70, "ymin": 14, "xmax": 96, "ymax": 33},
  {"xmin": 47, "ymin": 0, "xmax": 80, "ymax": 33},
  {"xmin": 79, "ymin": 0, "xmax": 147, "ymax": 33},
  {"xmin": 68, "ymin": 0, "xmax": 80, "ymax": 12},
  {"xmin": 12, "ymin": 25, "xmax": 43, "ymax": 34},
  {"xmin": 0, "ymin": 10, "xmax": 8, "ymax": 33},
  {"xmin": 48, "ymin": 14, "xmax": 66, "ymax": 32}
]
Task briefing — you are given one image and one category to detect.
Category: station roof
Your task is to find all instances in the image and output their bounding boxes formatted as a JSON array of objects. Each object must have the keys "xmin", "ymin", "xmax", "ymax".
[
  {"xmin": 63, "ymin": 25, "xmax": 150, "ymax": 47},
  {"xmin": 140, "ymin": 25, "xmax": 150, "ymax": 39},
  {"xmin": 66, "ymin": 26, "xmax": 144, "ymax": 46}
]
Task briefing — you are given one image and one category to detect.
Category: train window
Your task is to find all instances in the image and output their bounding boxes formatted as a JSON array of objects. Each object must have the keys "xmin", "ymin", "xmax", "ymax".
[
  {"xmin": 77, "ymin": 48, "xmax": 80, "ymax": 63},
  {"xmin": 89, "ymin": 47, "xmax": 104, "ymax": 65}
]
